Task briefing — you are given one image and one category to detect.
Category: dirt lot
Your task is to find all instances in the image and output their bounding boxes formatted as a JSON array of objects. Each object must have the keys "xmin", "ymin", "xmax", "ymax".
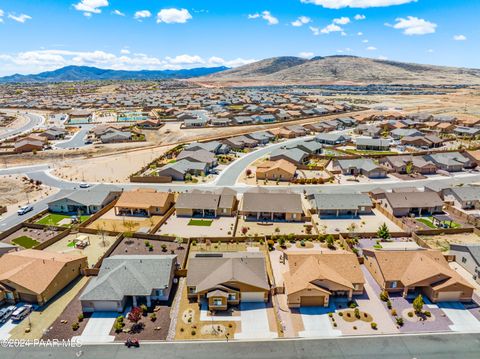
[
  {"xmin": 87, "ymin": 209, "xmax": 165, "ymax": 233},
  {"xmin": 236, "ymin": 218, "xmax": 315, "ymax": 236},
  {"xmin": 421, "ymin": 232, "xmax": 480, "ymax": 252},
  {"xmin": 157, "ymin": 214, "xmax": 237, "ymax": 238},
  {"xmin": 110, "ymin": 237, "xmax": 187, "ymax": 268}
]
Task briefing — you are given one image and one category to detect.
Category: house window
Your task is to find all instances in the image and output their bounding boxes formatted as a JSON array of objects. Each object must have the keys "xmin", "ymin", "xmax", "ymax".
[
  {"xmin": 462, "ymin": 257, "xmax": 467, "ymax": 263},
  {"xmin": 353, "ymin": 284, "xmax": 362, "ymax": 290},
  {"xmin": 228, "ymin": 293, "xmax": 236, "ymax": 301},
  {"xmin": 390, "ymin": 281, "xmax": 398, "ymax": 289},
  {"xmin": 213, "ymin": 299, "xmax": 223, "ymax": 306},
  {"xmin": 156, "ymin": 289, "xmax": 164, "ymax": 296}
]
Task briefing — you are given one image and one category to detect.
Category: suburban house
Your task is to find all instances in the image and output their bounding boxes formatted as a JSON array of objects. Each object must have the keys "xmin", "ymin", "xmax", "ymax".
[
  {"xmin": 308, "ymin": 193, "xmax": 373, "ymax": 217},
  {"xmin": 100, "ymin": 129, "xmax": 132, "ymax": 143},
  {"xmin": 80, "ymin": 255, "xmax": 176, "ymax": 312},
  {"xmin": 390, "ymin": 128, "xmax": 423, "ymax": 140},
  {"xmin": 315, "ymin": 133, "xmax": 349, "ymax": 146},
  {"xmin": 48, "ymin": 185, "xmax": 120, "ymax": 215},
  {"xmin": 246, "ymin": 131, "xmax": 275, "ymax": 145},
  {"xmin": 363, "ymin": 248, "xmax": 474, "ymax": 302},
  {"xmin": 176, "ymin": 189, "xmax": 237, "ymax": 217},
  {"xmin": 183, "ymin": 117, "xmax": 208, "ymax": 128},
  {"xmin": 0, "ymin": 243, "xmax": 17, "ymax": 257},
  {"xmin": 184, "ymin": 141, "xmax": 230, "ymax": 154},
  {"xmin": 333, "ymin": 158, "xmax": 388, "ymax": 178},
  {"xmin": 177, "ymin": 149, "xmax": 218, "ymax": 168},
  {"xmin": 356, "ymin": 138, "xmax": 391, "ymax": 151},
  {"xmin": 380, "ymin": 155, "xmax": 437, "ymax": 175},
  {"xmin": 39, "ymin": 127, "xmax": 67, "ymax": 140},
  {"xmin": 443, "ymin": 187, "xmax": 480, "ymax": 210},
  {"xmin": 240, "ymin": 191, "xmax": 304, "ymax": 222},
  {"xmin": 187, "ymin": 252, "xmax": 270, "ymax": 311},
  {"xmin": 379, "ymin": 191, "xmax": 444, "ymax": 217},
  {"xmin": 288, "ymin": 140, "xmax": 322, "ymax": 155},
  {"xmin": 283, "ymin": 251, "xmax": 365, "ymax": 308},
  {"xmin": 256, "ymin": 160, "xmax": 297, "ymax": 181},
  {"xmin": 269, "ymin": 147, "xmax": 309, "ymax": 165},
  {"xmin": 449, "ymin": 244, "xmax": 480, "ymax": 284},
  {"xmin": 114, "ymin": 188, "xmax": 175, "ymax": 217},
  {"xmin": 157, "ymin": 159, "xmax": 209, "ymax": 181},
  {"xmin": 454, "ymin": 126, "xmax": 480, "ymax": 138},
  {"xmin": 425, "ymin": 152, "xmax": 476, "ymax": 172},
  {"xmin": 0, "ymin": 250, "xmax": 87, "ymax": 305},
  {"xmin": 222, "ymin": 135, "xmax": 258, "ymax": 150},
  {"xmin": 400, "ymin": 134, "xmax": 443, "ymax": 148},
  {"xmin": 14, "ymin": 139, "xmax": 44, "ymax": 153}
]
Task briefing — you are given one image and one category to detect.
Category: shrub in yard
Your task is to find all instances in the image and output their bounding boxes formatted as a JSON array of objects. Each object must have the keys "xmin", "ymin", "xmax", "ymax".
[
  {"xmin": 353, "ymin": 326, "xmax": 357, "ymax": 330},
  {"xmin": 333, "ymin": 323, "xmax": 337, "ymax": 327},
  {"xmin": 278, "ymin": 237, "xmax": 286, "ymax": 248},
  {"xmin": 128, "ymin": 307, "xmax": 143, "ymax": 323},
  {"xmin": 338, "ymin": 312, "xmax": 343, "ymax": 317},
  {"xmin": 150, "ymin": 313, "xmax": 157, "ymax": 321},
  {"xmin": 72, "ymin": 322, "xmax": 80, "ymax": 331},
  {"xmin": 424, "ymin": 311, "xmax": 431, "ymax": 317},
  {"xmin": 413, "ymin": 294, "xmax": 424, "ymax": 314},
  {"xmin": 180, "ymin": 327, "xmax": 184, "ymax": 332},
  {"xmin": 191, "ymin": 330, "xmax": 196, "ymax": 336},
  {"xmin": 391, "ymin": 309, "xmax": 397, "ymax": 316},
  {"xmin": 396, "ymin": 317, "xmax": 404, "ymax": 326},
  {"xmin": 300, "ymin": 239, "xmax": 306, "ymax": 247},
  {"xmin": 408, "ymin": 311, "xmax": 414, "ymax": 318},
  {"xmin": 328, "ymin": 312, "xmax": 333, "ymax": 318},
  {"xmin": 387, "ymin": 300, "xmax": 392, "ymax": 309},
  {"xmin": 148, "ymin": 245, "xmax": 154, "ymax": 252},
  {"xmin": 144, "ymin": 240, "xmax": 150, "ymax": 247},
  {"xmin": 354, "ymin": 308, "xmax": 360, "ymax": 319},
  {"xmin": 161, "ymin": 244, "xmax": 167, "ymax": 252},
  {"xmin": 371, "ymin": 322, "xmax": 378, "ymax": 330},
  {"xmin": 192, "ymin": 240, "xmax": 197, "ymax": 246},
  {"xmin": 140, "ymin": 304, "xmax": 148, "ymax": 315},
  {"xmin": 78, "ymin": 313, "xmax": 84, "ymax": 322},
  {"xmin": 348, "ymin": 301, "xmax": 358, "ymax": 309},
  {"xmin": 267, "ymin": 240, "xmax": 275, "ymax": 251},
  {"xmin": 379, "ymin": 290, "xmax": 389, "ymax": 302},
  {"xmin": 114, "ymin": 319, "xmax": 124, "ymax": 333}
]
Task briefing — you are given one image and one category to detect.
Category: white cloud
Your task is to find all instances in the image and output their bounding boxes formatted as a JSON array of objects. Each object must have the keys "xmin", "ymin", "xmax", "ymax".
[
  {"xmin": 298, "ymin": 51, "xmax": 314, "ymax": 58},
  {"xmin": 310, "ymin": 26, "xmax": 320, "ymax": 35},
  {"xmin": 453, "ymin": 34, "xmax": 466, "ymax": 41},
  {"xmin": 366, "ymin": 46, "xmax": 377, "ymax": 50},
  {"xmin": 377, "ymin": 55, "xmax": 388, "ymax": 60},
  {"xmin": 300, "ymin": 0, "xmax": 417, "ymax": 9},
  {"xmin": 427, "ymin": 49, "xmax": 434, "ymax": 53},
  {"xmin": 389, "ymin": 16, "xmax": 437, "ymax": 35},
  {"xmin": 8, "ymin": 13, "xmax": 32, "ymax": 23},
  {"xmin": 248, "ymin": 11, "xmax": 279, "ymax": 25},
  {"xmin": 354, "ymin": 14, "xmax": 366, "ymax": 20},
  {"xmin": 112, "ymin": 10, "xmax": 125, "ymax": 16},
  {"xmin": 291, "ymin": 16, "xmax": 311, "ymax": 27},
  {"xmin": 333, "ymin": 17, "xmax": 350, "ymax": 25},
  {"xmin": 362, "ymin": 39, "xmax": 369, "ymax": 43},
  {"xmin": 73, "ymin": 0, "xmax": 108, "ymax": 16},
  {"xmin": 134, "ymin": 10, "xmax": 151, "ymax": 20},
  {"xmin": 357, "ymin": 32, "xmax": 363, "ymax": 36},
  {"xmin": 156, "ymin": 8, "xmax": 192, "ymax": 24},
  {"xmin": 320, "ymin": 23, "xmax": 343, "ymax": 34},
  {"xmin": 0, "ymin": 49, "xmax": 255, "ymax": 75}
]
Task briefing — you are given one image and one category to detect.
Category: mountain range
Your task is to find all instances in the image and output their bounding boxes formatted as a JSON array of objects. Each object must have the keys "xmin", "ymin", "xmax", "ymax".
[
  {"xmin": 0, "ymin": 65, "xmax": 229, "ymax": 83},
  {"xmin": 196, "ymin": 56, "xmax": 480, "ymax": 85}
]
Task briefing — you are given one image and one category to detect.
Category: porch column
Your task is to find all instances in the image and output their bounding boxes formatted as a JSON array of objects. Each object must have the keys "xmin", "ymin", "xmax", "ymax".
[
  {"xmin": 336, "ymin": 209, "xmax": 339, "ymax": 217},
  {"xmin": 257, "ymin": 212, "xmax": 260, "ymax": 220},
  {"xmin": 132, "ymin": 296, "xmax": 137, "ymax": 307},
  {"xmin": 348, "ymin": 290, "xmax": 353, "ymax": 300},
  {"xmin": 402, "ymin": 287, "xmax": 408, "ymax": 298},
  {"xmin": 146, "ymin": 296, "xmax": 152, "ymax": 307},
  {"xmin": 324, "ymin": 295, "xmax": 329, "ymax": 307},
  {"xmin": 114, "ymin": 207, "xmax": 118, "ymax": 215},
  {"xmin": 354, "ymin": 209, "xmax": 358, "ymax": 217}
]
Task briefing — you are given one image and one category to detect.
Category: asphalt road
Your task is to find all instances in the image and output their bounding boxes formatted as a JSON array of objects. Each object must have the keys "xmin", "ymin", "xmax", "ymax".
[
  {"xmin": 55, "ymin": 124, "xmax": 93, "ymax": 149},
  {"xmin": 2, "ymin": 332, "xmax": 480, "ymax": 359},
  {"xmin": 0, "ymin": 112, "xmax": 45, "ymax": 140}
]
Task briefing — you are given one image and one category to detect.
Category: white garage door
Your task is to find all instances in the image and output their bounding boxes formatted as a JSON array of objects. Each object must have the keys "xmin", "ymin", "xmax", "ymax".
[
  {"xmin": 241, "ymin": 292, "xmax": 265, "ymax": 302},
  {"xmin": 92, "ymin": 301, "xmax": 119, "ymax": 312},
  {"xmin": 436, "ymin": 291, "xmax": 462, "ymax": 302}
]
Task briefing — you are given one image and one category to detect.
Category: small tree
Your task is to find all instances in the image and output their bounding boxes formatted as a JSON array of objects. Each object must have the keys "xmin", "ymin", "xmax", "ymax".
[
  {"xmin": 175, "ymin": 237, "xmax": 184, "ymax": 249},
  {"xmin": 241, "ymin": 226, "xmax": 248, "ymax": 236},
  {"xmin": 246, "ymin": 168, "xmax": 252, "ymax": 177},
  {"xmin": 405, "ymin": 161, "xmax": 413, "ymax": 175},
  {"xmin": 413, "ymin": 294, "xmax": 424, "ymax": 314},
  {"xmin": 326, "ymin": 234, "xmax": 335, "ymax": 249},
  {"xmin": 278, "ymin": 236, "xmax": 286, "ymax": 248},
  {"xmin": 377, "ymin": 223, "xmax": 391, "ymax": 241},
  {"xmin": 128, "ymin": 307, "xmax": 142, "ymax": 323}
]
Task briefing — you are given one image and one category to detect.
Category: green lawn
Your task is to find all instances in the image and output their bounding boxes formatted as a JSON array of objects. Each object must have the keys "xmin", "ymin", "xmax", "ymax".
[
  {"xmin": 36, "ymin": 213, "xmax": 90, "ymax": 227},
  {"xmin": 417, "ymin": 217, "xmax": 461, "ymax": 229},
  {"xmin": 11, "ymin": 236, "xmax": 40, "ymax": 249},
  {"xmin": 188, "ymin": 219, "xmax": 213, "ymax": 227}
]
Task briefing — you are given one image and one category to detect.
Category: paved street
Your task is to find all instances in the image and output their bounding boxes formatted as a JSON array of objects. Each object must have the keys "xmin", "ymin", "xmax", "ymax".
[
  {"xmin": 55, "ymin": 125, "xmax": 93, "ymax": 149},
  {"xmin": 2, "ymin": 332, "xmax": 480, "ymax": 359},
  {"xmin": 0, "ymin": 112, "xmax": 45, "ymax": 141}
]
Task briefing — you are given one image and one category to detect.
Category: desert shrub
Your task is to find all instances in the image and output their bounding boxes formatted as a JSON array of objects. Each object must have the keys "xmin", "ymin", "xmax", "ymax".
[
  {"xmin": 396, "ymin": 317, "xmax": 404, "ymax": 326},
  {"xmin": 379, "ymin": 290, "xmax": 389, "ymax": 302},
  {"xmin": 72, "ymin": 322, "xmax": 80, "ymax": 331},
  {"xmin": 371, "ymin": 322, "xmax": 378, "ymax": 330},
  {"xmin": 354, "ymin": 308, "xmax": 360, "ymax": 319},
  {"xmin": 408, "ymin": 311, "xmax": 414, "ymax": 318},
  {"xmin": 78, "ymin": 313, "xmax": 84, "ymax": 322}
]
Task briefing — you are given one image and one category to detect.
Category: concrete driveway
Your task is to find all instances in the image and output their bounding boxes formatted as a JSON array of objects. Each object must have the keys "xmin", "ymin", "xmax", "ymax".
[
  {"xmin": 299, "ymin": 306, "xmax": 342, "ymax": 338},
  {"xmin": 234, "ymin": 303, "xmax": 277, "ymax": 339},
  {"xmin": 438, "ymin": 302, "xmax": 480, "ymax": 332},
  {"xmin": 74, "ymin": 312, "xmax": 117, "ymax": 343},
  {"xmin": 0, "ymin": 319, "xmax": 17, "ymax": 340}
]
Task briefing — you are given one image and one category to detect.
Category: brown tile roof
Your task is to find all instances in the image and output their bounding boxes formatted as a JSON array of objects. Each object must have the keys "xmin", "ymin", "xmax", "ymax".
[
  {"xmin": 115, "ymin": 189, "xmax": 172, "ymax": 209},
  {"xmin": 0, "ymin": 249, "xmax": 86, "ymax": 295},
  {"xmin": 241, "ymin": 191, "xmax": 303, "ymax": 214},
  {"xmin": 256, "ymin": 159, "xmax": 297, "ymax": 175},
  {"xmin": 284, "ymin": 251, "xmax": 364, "ymax": 295},
  {"xmin": 187, "ymin": 252, "xmax": 269, "ymax": 292},
  {"xmin": 366, "ymin": 249, "xmax": 473, "ymax": 289}
]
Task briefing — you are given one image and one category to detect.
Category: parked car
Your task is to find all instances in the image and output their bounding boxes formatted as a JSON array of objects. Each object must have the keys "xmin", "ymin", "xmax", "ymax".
[
  {"xmin": 125, "ymin": 338, "xmax": 139, "ymax": 348},
  {"xmin": 79, "ymin": 183, "xmax": 91, "ymax": 188},
  {"xmin": 0, "ymin": 306, "xmax": 16, "ymax": 324},
  {"xmin": 17, "ymin": 205, "xmax": 33, "ymax": 215},
  {"xmin": 11, "ymin": 305, "xmax": 32, "ymax": 322}
]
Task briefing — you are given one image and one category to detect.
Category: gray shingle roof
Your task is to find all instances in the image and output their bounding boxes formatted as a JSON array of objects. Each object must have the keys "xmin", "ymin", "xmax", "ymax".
[{"xmin": 310, "ymin": 193, "xmax": 372, "ymax": 211}]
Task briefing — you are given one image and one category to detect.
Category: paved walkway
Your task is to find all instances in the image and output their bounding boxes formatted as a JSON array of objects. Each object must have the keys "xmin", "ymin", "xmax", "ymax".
[
  {"xmin": 360, "ymin": 266, "xmax": 399, "ymax": 334},
  {"xmin": 0, "ymin": 319, "xmax": 18, "ymax": 340},
  {"xmin": 298, "ymin": 306, "xmax": 342, "ymax": 338},
  {"xmin": 234, "ymin": 303, "xmax": 278, "ymax": 339},
  {"xmin": 74, "ymin": 312, "xmax": 117, "ymax": 343}
]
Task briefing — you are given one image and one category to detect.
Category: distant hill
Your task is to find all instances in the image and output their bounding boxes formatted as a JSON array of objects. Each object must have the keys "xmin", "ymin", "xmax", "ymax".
[
  {"xmin": 197, "ymin": 56, "xmax": 480, "ymax": 85},
  {"xmin": 0, "ymin": 65, "xmax": 229, "ymax": 83}
]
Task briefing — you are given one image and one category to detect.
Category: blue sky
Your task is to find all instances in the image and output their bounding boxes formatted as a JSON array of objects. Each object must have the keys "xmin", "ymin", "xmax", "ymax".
[{"xmin": 0, "ymin": 0, "xmax": 478, "ymax": 75}]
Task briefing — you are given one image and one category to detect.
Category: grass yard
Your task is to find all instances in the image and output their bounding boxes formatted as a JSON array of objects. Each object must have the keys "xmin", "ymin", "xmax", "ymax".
[
  {"xmin": 11, "ymin": 235, "xmax": 40, "ymax": 249},
  {"xmin": 417, "ymin": 217, "xmax": 461, "ymax": 229},
  {"xmin": 188, "ymin": 219, "xmax": 213, "ymax": 226},
  {"xmin": 36, "ymin": 213, "xmax": 90, "ymax": 227}
]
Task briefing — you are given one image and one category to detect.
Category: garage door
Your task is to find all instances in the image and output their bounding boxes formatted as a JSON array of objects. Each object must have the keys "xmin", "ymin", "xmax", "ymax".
[
  {"xmin": 241, "ymin": 292, "xmax": 265, "ymax": 302},
  {"xmin": 92, "ymin": 301, "xmax": 120, "ymax": 312},
  {"xmin": 301, "ymin": 296, "xmax": 325, "ymax": 307},
  {"xmin": 436, "ymin": 291, "xmax": 462, "ymax": 302}
]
